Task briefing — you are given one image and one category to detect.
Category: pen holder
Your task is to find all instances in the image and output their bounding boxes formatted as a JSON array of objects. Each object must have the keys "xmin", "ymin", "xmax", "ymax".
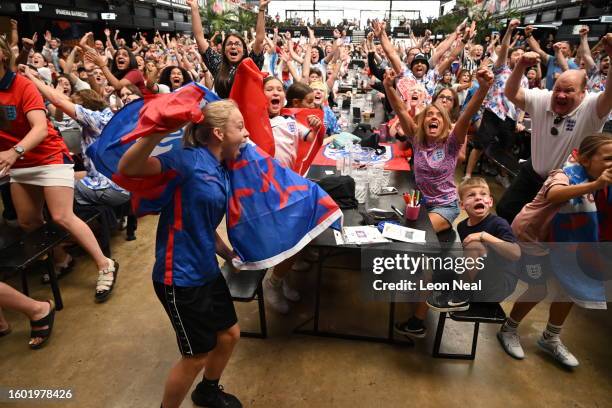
[{"xmin": 404, "ymin": 205, "xmax": 420, "ymax": 221}]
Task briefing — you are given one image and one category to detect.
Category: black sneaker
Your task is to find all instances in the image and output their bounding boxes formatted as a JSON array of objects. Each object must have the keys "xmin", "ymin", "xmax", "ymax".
[
  {"xmin": 448, "ymin": 289, "xmax": 471, "ymax": 309},
  {"xmin": 426, "ymin": 290, "xmax": 469, "ymax": 312},
  {"xmin": 191, "ymin": 382, "xmax": 242, "ymax": 408},
  {"xmin": 394, "ymin": 318, "xmax": 427, "ymax": 338}
]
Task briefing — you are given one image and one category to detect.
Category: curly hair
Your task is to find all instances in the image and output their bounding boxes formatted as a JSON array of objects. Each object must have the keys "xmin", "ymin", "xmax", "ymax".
[{"xmin": 158, "ymin": 65, "xmax": 193, "ymax": 90}]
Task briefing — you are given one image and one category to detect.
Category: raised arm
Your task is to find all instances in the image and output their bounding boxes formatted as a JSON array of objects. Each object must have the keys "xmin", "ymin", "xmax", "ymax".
[
  {"xmin": 495, "ymin": 19, "xmax": 520, "ymax": 69},
  {"xmin": 20, "ymin": 65, "xmax": 77, "ymax": 119},
  {"xmin": 9, "ymin": 19, "xmax": 18, "ymax": 48},
  {"xmin": 577, "ymin": 26, "xmax": 596, "ymax": 72},
  {"xmin": 437, "ymin": 36, "xmax": 466, "ymax": 75},
  {"xmin": 524, "ymin": 26, "xmax": 549, "ymax": 64},
  {"xmin": 85, "ymin": 49, "xmax": 130, "ymax": 91},
  {"xmin": 382, "ymin": 70, "xmax": 417, "ymax": 138},
  {"xmin": 505, "ymin": 52, "xmax": 539, "ymax": 111},
  {"xmin": 553, "ymin": 42, "xmax": 569, "ymax": 72},
  {"xmin": 252, "ymin": 0, "xmax": 270, "ymax": 55},
  {"xmin": 596, "ymin": 34, "xmax": 612, "ymax": 119},
  {"xmin": 187, "ymin": 0, "xmax": 209, "ymax": 54},
  {"xmin": 372, "ymin": 20, "xmax": 402, "ymax": 75},
  {"xmin": 454, "ymin": 69, "xmax": 494, "ymax": 145}
]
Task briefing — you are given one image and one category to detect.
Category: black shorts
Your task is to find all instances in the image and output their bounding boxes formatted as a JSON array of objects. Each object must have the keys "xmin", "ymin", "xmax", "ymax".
[
  {"xmin": 473, "ymin": 109, "xmax": 517, "ymax": 150},
  {"xmin": 154, "ymin": 274, "xmax": 238, "ymax": 356}
]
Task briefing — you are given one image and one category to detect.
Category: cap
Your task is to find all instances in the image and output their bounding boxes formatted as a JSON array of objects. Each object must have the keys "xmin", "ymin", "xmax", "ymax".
[{"xmin": 410, "ymin": 53, "xmax": 430, "ymax": 70}]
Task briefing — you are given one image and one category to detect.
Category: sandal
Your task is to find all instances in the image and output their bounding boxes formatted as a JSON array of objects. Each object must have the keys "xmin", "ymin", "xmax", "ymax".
[
  {"xmin": 41, "ymin": 255, "xmax": 75, "ymax": 284},
  {"xmin": 29, "ymin": 300, "xmax": 55, "ymax": 350},
  {"xmin": 95, "ymin": 259, "xmax": 119, "ymax": 303}
]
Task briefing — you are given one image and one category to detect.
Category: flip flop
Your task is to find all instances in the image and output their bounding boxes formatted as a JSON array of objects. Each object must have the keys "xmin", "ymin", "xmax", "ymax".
[{"xmin": 29, "ymin": 300, "xmax": 56, "ymax": 350}]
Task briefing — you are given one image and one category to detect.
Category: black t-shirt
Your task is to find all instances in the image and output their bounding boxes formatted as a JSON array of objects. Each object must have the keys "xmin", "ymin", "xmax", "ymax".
[{"xmin": 457, "ymin": 213, "xmax": 516, "ymax": 243}]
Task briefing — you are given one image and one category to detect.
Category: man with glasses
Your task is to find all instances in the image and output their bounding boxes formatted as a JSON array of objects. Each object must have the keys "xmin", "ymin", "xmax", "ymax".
[{"xmin": 497, "ymin": 34, "xmax": 612, "ymax": 223}]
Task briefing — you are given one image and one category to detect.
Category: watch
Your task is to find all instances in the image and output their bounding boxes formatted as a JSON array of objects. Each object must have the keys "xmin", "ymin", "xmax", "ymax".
[{"xmin": 13, "ymin": 145, "xmax": 25, "ymax": 157}]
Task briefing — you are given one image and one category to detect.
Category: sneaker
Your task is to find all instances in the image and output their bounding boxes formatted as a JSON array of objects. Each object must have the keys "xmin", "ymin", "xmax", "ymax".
[
  {"xmin": 537, "ymin": 336, "xmax": 579, "ymax": 368},
  {"xmin": 495, "ymin": 174, "xmax": 511, "ymax": 188},
  {"xmin": 426, "ymin": 290, "xmax": 469, "ymax": 312},
  {"xmin": 497, "ymin": 330, "xmax": 525, "ymax": 359},
  {"xmin": 448, "ymin": 289, "xmax": 471, "ymax": 308},
  {"xmin": 282, "ymin": 280, "xmax": 301, "ymax": 302},
  {"xmin": 191, "ymin": 382, "xmax": 242, "ymax": 408},
  {"xmin": 291, "ymin": 260, "xmax": 311, "ymax": 272},
  {"xmin": 264, "ymin": 278, "xmax": 290, "ymax": 314},
  {"xmin": 394, "ymin": 318, "xmax": 427, "ymax": 339},
  {"xmin": 95, "ymin": 259, "xmax": 119, "ymax": 303}
]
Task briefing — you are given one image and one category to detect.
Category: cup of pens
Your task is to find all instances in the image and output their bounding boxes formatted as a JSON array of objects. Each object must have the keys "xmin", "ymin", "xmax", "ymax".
[{"xmin": 403, "ymin": 190, "xmax": 421, "ymax": 221}]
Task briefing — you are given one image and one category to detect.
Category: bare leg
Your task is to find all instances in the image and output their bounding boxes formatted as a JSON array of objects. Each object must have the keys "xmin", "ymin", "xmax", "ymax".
[
  {"xmin": 465, "ymin": 148, "xmax": 483, "ymax": 178},
  {"xmin": 428, "ymin": 212, "xmax": 451, "ymax": 233},
  {"xmin": 43, "ymin": 186, "xmax": 109, "ymax": 270},
  {"xmin": 161, "ymin": 353, "xmax": 208, "ymax": 408},
  {"xmin": 10, "ymin": 183, "xmax": 45, "ymax": 232},
  {"xmin": 0, "ymin": 282, "xmax": 51, "ymax": 346},
  {"xmin": 202, "ymin": 324, "xmax": 240, "ymax": 380},
  {"xmin": 549, "ymin": 302, "xmax": 573, "ymax": 326},
  {"xmin": 271, "ymin": 256, "xmax": 296, "ymax": 280},
  {"xmin": 509, "ymin": 284, "xmax": 548, "ymax": 323}
]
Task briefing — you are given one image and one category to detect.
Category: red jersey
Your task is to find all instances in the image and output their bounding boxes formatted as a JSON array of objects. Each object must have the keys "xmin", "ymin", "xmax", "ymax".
[
  {"xmin": 123, "ymin": 69, "xmax": 152, "ymax": 96},
  {"xmin": 0, "ymin": 73, "xmax": 71, "ymax": 169}
]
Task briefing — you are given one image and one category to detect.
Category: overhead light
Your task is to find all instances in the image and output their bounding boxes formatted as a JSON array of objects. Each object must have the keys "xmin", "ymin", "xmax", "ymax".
[
  {"xmin": 21, "ymin": 3, "xmax": 40, "ymax": 12},
  {"xmin": 579, "ymin": 18, "xmax": 599, "ymax": 22},
  {"xmin": 101, "ymin": 13, "xmax": 117, "ymax": 20},
  {"xmin": 601, "ymin": 16, "xmax": 612, "ymax": 23}
]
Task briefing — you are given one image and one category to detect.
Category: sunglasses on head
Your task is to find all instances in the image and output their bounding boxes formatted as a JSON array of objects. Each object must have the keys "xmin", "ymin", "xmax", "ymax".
[{"xmin": 550, "ymin": 115, "xmax": 565, "ymax": 136}]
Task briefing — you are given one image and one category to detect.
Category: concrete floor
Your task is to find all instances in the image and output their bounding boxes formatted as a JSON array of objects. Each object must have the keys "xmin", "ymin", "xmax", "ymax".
[{"xmin": 0, "ymin": 174, "xmax": 611, "ymax": 408}]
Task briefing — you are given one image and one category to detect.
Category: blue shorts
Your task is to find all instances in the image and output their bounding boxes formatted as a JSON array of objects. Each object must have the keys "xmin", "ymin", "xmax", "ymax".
[{"xmin": 426, "ymin": 200, "xmax": 460, "ymax": 225}]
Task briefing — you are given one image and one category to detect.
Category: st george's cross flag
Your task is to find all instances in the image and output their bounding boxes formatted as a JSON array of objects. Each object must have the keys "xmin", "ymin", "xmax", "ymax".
[{"xmin": 87, "ymin": 81, "xmax": 342, "ymax": 269}]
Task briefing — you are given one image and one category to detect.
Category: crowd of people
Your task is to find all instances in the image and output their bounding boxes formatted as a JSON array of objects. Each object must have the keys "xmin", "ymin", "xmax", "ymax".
[{"xmin": 1, "ymin": 0, "xmax": 611, "ymax": 406}]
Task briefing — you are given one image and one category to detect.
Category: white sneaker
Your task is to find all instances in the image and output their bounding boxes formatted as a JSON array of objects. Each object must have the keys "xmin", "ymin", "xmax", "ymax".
[
  {"xmin": 282, "ymin": 280, "xmax": 301, "ymax": 302},
  {"xmin": 537, "ymin": 336, "xmax": 579, "ymax": 368},
  {"xmin": 495, "ymin": 174, "xmax": 511, "ymax": 188},
  {"xmin": 497, "ymin": 330, "xmax": 525, "ymax": 359},
  {"xmin": 291, "ymin": 260, "xmax": 311, "ymax": 272},
  {"xmin": 264, "ymin": 278, "xmax": 290, "ymax": 314}
]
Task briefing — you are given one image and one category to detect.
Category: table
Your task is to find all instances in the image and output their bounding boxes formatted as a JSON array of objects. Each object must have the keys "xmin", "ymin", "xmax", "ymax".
[{"xmin": 294, "ymin": 164, "xmax": 440, "ymax": 345}]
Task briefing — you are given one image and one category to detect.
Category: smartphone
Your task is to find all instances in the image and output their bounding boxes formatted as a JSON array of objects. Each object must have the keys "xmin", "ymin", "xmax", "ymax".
[{"xmin": 378, "ymin": 186, "xmax": 398, "ymax": 196}]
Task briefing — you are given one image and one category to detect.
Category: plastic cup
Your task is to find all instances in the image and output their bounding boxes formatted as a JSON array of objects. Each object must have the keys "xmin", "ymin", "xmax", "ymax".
[{"xmin": 404, "ymin": 205, "xmax": 420, "ymax": 221}]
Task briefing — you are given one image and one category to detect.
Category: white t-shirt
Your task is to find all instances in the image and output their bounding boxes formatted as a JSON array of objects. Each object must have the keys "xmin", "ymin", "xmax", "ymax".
[
  {"xmin": 524, "ymin": 88, "xmax": 608, "ymax": 177},
  {"xmin": 270, "ymin": 115, "xmax": 308, "ymax": 169}
]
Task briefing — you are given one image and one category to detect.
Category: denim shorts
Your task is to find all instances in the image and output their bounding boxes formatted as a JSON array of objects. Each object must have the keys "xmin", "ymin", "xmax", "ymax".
[{"xmin": 426, "ymin": 200, "xmax": 460, "ymax": 225}]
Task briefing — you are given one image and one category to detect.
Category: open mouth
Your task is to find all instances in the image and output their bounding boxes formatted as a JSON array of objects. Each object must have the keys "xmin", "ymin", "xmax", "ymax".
[
  {"xmin": 474, "ymin": 202, "xmax": 485, "ymax": 210},
  {"xmin": 428, "ymin": 122, "xmax": 439, "ymax": 131},
  {"xmin": 270, "ymin": 97, "xmax": 281, "ymax": 109},
  {"xmin": 411, "ymin": 94, "xmax": 419, "ymax": 101},
  {"xmin": 172, "ymin": 78, "xmax": 181, "ymax": 85},
  {"xmin": 228, "ymin": 50, "xmax": 239, "ymax": 58}
]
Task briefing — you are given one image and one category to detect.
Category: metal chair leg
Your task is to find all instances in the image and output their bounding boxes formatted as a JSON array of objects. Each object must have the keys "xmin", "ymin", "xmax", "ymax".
[{"xmin": 45, "ymin": 254, "xmax": 64, "ymax": 311}]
